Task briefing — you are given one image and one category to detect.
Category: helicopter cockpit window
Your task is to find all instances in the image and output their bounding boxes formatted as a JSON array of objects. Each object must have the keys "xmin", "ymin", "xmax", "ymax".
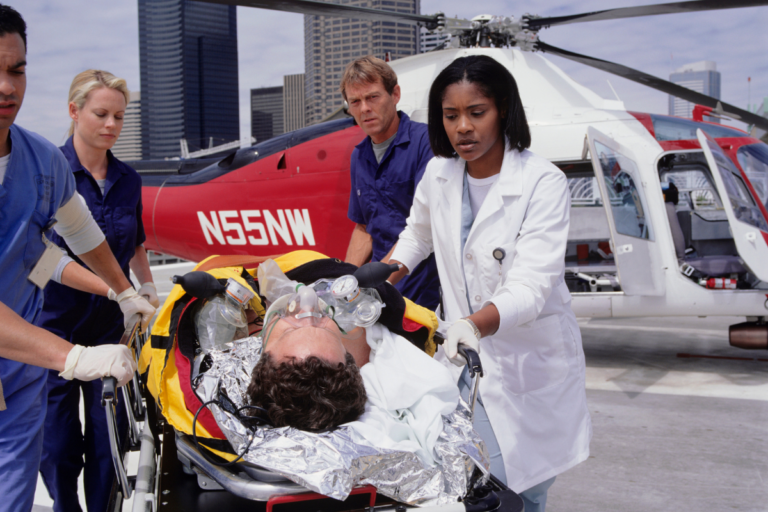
[
  {"xmin": 650, "ymin": 115, "xmax": 747, "ymax": 142},
  {"xmin": 737, "ymin": 143, "xmax": 768, "ymax": 210},
  {"xmin": 594, "ymin": 141, "xmax": 650, "ymax": 240},
  {"xmin": 709, "ymin": 148, "xmax": 768, "ymax": 232}
]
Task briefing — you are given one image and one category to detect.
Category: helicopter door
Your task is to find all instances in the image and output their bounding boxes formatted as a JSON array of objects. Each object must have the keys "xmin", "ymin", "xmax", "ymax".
[
  {"xmin": 697, "ymin": 129, "xmax": 768, "ymax": 282},
  {"xmin": 586, "ymin": 127, "xmax": 664, "ymax": 296}
]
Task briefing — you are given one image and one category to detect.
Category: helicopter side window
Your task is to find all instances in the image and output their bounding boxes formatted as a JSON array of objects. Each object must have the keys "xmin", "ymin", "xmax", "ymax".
[
  {"xmin": 594, "ymin": 141, "xmax": 650, "ymax": 240},
  {"xmin": 737, "ymin": 143, "xmax": 768, "ymax": 210},
  {"xmin": 662, "ymin": 169, "xmax": 721, "ymax": 212},
  {"xmin": 710, "ymin": 149, "xmax": 768, "ymax": 232}
]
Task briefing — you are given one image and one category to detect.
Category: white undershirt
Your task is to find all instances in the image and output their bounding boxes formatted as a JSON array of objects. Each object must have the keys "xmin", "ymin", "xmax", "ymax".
[
  {"xmin": 467, "ymin": 173, "xmax": 499, "ymax": 218},
  {"xmin": 95, "ymin": 178, "xmax": 107, "ymax": 196},
  {"xmin": 0, "ymin": 153, "xmax": 9, "ymax": 185}
]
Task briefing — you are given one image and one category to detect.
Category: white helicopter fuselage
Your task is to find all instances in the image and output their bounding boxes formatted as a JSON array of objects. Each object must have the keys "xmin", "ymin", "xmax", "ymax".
[{"xmin": 391, "ymin": 47, "xmax": 768, "ymax": 320}]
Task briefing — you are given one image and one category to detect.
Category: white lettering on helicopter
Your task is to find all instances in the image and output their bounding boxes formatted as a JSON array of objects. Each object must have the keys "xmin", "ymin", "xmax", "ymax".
[{"xmin": 197, "ymin": 210, "xmax": 316, "ymax": 246}]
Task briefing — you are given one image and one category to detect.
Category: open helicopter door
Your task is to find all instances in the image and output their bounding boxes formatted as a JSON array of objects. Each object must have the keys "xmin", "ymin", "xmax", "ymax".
[
  {"xmin": 697, "ymin": 129, "xmax": 768, "ymax": 282},
  {"xmin": 586, "ymin": 127, "xmax": 664, "ymax": 295}
]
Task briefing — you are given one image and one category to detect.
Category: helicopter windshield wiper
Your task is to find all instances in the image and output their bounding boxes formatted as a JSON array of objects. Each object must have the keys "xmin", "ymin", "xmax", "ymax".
[
  {"xmin": 525, "ymin": 0, "xmax": 768, "ymax": 30},
  {"xmin": 535, "ymin": 40, "xmax": 768, "ymax": 132}
]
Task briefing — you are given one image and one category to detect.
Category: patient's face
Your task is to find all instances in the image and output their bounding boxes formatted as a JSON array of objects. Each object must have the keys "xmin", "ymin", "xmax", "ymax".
[{"xmin": 263, "ymin": 316, "xmax": 347, "ymax": 365}]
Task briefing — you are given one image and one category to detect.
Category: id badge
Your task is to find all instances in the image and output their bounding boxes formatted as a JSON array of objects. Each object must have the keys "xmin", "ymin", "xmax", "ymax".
[
  {"xmin": 28, "ymin": 221, "xmax": 64, "ymax": 289},
  {"xmin": 28, "ymin": 242, "xmax": 63, "ymax": 289}
]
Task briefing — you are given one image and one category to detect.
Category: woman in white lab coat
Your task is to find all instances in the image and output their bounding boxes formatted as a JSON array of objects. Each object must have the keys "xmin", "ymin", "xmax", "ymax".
[{"xmin": 387, "ymin": 55, "xmax": 591, "ymax": 512}]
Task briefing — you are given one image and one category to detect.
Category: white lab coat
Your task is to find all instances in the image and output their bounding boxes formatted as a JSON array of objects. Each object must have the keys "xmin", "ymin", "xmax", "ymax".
[{"xmin": 392, "ymin": 147, "xmax": 592, "ymax": 492}]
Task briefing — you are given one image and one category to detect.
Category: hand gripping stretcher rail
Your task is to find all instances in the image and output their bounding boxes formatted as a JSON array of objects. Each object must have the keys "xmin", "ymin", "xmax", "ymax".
[{"xmin": 102, "ymin": 313, "xmax": 524, "ymax": 512}]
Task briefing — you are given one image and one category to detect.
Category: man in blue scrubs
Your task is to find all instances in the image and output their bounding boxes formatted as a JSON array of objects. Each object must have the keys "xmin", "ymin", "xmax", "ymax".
[
  {"xmin": 342, "ymin": 56, "xmax": 440, "ymax": 310},
  {"xmin": 0, "ymin": 7, "xmax": 154, "ymax": 510}
]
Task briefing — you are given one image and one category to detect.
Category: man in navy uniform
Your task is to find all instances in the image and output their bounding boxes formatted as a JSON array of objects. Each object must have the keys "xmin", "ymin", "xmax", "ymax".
[{"xmin": 342, "ymin": 55, "xmax": 440, "ymax": 310}]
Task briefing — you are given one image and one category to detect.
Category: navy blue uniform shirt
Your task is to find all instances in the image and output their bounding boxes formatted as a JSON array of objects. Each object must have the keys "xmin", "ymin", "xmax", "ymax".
[
  {"xmin": 36, "ymin": 136, "xmax": 146, "ymax": 346},
  {"xmin": 348, "ymin": 112, "xmax": 440, "ymax": 309}
]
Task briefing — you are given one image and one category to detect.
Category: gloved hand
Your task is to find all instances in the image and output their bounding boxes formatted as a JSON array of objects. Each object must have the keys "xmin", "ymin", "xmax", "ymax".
[
  {"xmin": 137, "ymin": 282, "xmax": 160, "ymax": 308},
  {"xmin": 59, "ymin": 345, "xmax": 137, "ymax": 387},
  {"xmin": 108, "ymin": 287, "xmax": 156, "ymax": 331},
  {"xmin": 445, "ymin": 319, "xmax": 481, "ymax": 367}
]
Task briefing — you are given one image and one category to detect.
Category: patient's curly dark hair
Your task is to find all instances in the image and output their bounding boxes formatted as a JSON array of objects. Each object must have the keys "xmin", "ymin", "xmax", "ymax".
[{"xmin": 248, "ymin": 352, "xmax": 367, "ymax": 432}]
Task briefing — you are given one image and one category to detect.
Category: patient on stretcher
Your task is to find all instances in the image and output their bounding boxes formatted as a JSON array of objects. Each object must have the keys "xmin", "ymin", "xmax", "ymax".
[
  {"xmin": 246, "ymin": 260, "xmax": 459, "ymax": 462},
  {"xmin": 247, "ymin": 312, "xmax": 369, "ymax": 431}
]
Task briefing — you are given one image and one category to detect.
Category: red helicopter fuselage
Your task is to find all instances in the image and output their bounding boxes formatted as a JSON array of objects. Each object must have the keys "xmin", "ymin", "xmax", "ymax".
[
  {"xmin": 140, "ymin": 113, "xmax": 768, "ymax": 263},
  {"xmin": 141, "ymin": 118, "xmax": 365, "ymax": 262}
]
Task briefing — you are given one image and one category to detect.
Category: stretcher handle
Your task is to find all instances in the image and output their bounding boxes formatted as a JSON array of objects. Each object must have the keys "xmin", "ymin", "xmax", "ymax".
[
  {"xmin": 458, "ymin": 346, "xmax": 483, "ymax": 378},
  {"xmin": 458, "ymin": 346, "xmax": 482, "ymax": 421},
  {"xmin": 100, "ymin": 313, "xmax": 143, "ymax": 501},
  {"xmin": 102, "ymin": 377, "xmax": 133, "ymax": 499}
]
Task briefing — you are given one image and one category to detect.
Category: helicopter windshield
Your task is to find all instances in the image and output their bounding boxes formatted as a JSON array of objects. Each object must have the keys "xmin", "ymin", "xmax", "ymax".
[
  {"xmin": 736, "ymin": 143, "xmax": 768, "ymax": 211},
  {"xmin": 650, "ymin": 115, "xmax": 748, "ymax": 142},
  {"xmin": 707, "ymin": 145, "xmax": 768, "ymax": 232}
]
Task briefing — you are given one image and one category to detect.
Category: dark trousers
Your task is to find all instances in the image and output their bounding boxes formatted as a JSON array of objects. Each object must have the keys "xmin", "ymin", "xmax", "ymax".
[{"xmin": 39, "ymin": 371, "xmax": 128, "ymax": 512}]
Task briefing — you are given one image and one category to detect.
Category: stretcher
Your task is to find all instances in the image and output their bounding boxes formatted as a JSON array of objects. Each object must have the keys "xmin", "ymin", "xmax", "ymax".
[{"xmin": 101, "ymin": 257, "xmax": 524, "ymax": 512}]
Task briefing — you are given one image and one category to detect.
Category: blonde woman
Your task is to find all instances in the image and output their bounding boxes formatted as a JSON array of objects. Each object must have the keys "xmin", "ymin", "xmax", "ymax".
[{"xmin": 37, "ymin": 70, "xmax": 158, "ymax": 512}]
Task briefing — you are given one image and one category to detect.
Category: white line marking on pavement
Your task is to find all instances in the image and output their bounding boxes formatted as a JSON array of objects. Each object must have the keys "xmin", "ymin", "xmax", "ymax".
[
  {"xmin": 578, "ymin": 322, "xmax": 727, "ymax": 338},
  {"xmin": 585, "ymin": 366, "xmax": 768, "ymax": 401}
]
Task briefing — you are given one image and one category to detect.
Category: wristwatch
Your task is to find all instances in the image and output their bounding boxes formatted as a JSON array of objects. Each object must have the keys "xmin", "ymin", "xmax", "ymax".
[{"xmin": 464, "ymin": 318, "xmax": 481, "ymax": 339}]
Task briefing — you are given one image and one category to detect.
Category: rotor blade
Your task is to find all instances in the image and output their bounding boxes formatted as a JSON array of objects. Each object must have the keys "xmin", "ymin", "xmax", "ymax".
[
  {"xmin": 526, "ymin": 0, "xmax": 768, "ymax": 30},
  {"xmin": 535, "ymin": 41, "xmax": 768, "ymax": 132},
  {"xmin": 200, "ymin": 0, "xmax": 440, "ymax": 26}
]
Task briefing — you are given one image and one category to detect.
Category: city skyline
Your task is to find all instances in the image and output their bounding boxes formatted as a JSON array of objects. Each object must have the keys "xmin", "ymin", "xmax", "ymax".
[
  {"xmin": 303, "ymin": 0, "xmax": 420, "ymax": 125},
  {"xmin": 16, "ymin": 1, "xmax": 768, "ymax": 148},
  {"xmin": 138, "ymin": 0, "xmax": 240, "ymax": 159}
]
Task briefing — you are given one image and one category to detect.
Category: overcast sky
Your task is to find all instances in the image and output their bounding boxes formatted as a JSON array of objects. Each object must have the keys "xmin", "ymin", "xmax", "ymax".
[{"xmin": 14, "ymin": 0, "xmax": 768, "ymax": 148}]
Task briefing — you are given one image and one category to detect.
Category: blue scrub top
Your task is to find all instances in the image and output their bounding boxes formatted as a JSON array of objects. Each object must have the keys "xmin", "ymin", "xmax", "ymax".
[
  {"xmin": 348, "ymin": 112, "xmax": 440, "ymax": 310},
  {"xmin": 36, "ymin": 136, "xmax": 146, "ymax": 345},
  {"xmin": 0, "ymin": 124, "xmax": 75, "ymax": 406}
]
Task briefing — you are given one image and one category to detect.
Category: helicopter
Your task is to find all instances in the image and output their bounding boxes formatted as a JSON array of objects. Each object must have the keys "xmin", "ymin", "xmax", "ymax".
[{"xmin": 136, "ymin": 0, "xmax": 768, "ymax": 349}]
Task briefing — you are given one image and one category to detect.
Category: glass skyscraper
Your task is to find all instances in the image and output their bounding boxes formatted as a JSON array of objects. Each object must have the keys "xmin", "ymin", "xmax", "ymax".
[{"xmin": 138, "ymin": 0, "xmax": 240, "ymax": 159}]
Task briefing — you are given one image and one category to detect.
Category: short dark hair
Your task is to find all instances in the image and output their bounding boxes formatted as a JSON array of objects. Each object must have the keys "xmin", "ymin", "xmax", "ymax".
[
  {"xmin": 428, "ymin": 55, "xmax": 531, "ymax": 158},
  {"xmin": 0, "ymin": 4, "xmax": 26, "ymax": 52},
  {"xmin": 248, "ymin": 352, "xmax": 367, "ymax": 432}
]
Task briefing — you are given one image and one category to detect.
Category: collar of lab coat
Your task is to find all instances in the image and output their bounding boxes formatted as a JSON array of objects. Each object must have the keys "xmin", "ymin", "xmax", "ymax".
[{"xmin": 435, "ymin": 143, "xmax": 524, "ymax": 270}]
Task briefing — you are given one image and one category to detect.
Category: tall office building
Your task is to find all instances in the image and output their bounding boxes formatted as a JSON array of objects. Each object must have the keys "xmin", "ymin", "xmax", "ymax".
[
  {"xmin": 251, "ymin": 86, "xmax": 284, "ymax": 143},
  {"xmin": 138, "ymin": 0, "xmax": 240, "ymax": 159},
  {"xmin": 112, "ymin": 91, "xmax": 142, "ymax": 160},
  {"xmin": 669, "ymin": 61, "xmax": 721, "ymax": 123},
  {"xmin": 304, "ymin": 0, "xmax": 420, "ymax": 126},
  {"xmin": 284, "ymin": 74, "xmax": 306, "ymax": 133}
]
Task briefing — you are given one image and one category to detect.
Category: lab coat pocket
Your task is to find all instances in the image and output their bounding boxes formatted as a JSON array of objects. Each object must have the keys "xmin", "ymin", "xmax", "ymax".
[{"xmin": 495, "ymin": 314, "xmax": 569, "ymax": 395}]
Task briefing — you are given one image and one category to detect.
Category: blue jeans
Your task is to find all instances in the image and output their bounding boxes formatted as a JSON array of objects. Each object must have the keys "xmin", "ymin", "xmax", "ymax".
[
  {"xmin": 520, "ymin": 476, "xmax": 556, "ymax": 512},
  {"xmin": 459, "ymin": 369, "xmax": 556, "ymax": 512}
]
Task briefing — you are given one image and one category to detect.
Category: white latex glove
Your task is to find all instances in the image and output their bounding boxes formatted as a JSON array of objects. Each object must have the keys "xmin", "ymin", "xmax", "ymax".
[
  {"xmin": 445, "ymin": 319, "xmax": 481, "ymax": 367},
  {"xmin": 108, "ymin": 287, "xmax": 156, "ymax": 331},
  {"xmin": 137, "ymin": 282, "xmax": 160, "ymax": 308},
  {"xmin": 59, "ymin": 345, "xmax": 137, "ymax": 387}
]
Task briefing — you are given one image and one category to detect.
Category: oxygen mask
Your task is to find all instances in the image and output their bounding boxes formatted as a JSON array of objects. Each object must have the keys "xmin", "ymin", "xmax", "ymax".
[{"xmin": 262, "ymin": 285, "xmax": 341, "ymax": 349}]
